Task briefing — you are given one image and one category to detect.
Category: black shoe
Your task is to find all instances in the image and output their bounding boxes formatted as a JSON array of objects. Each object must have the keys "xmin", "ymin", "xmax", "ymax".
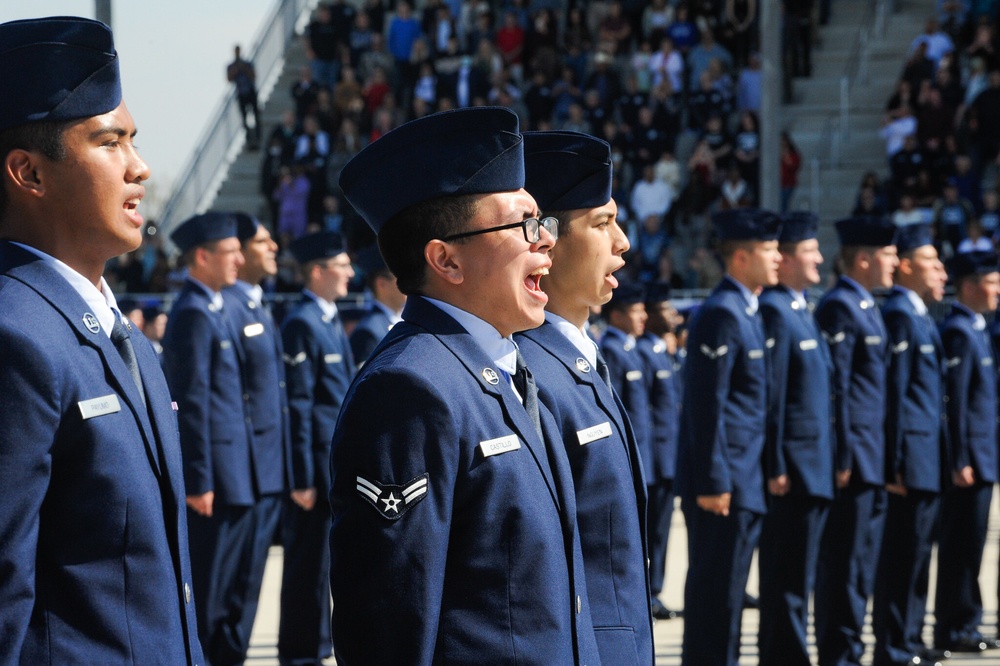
[
  {"xmin": 938, "ymin": 636, "xmax": 988, "ymax": 652},
  {"xmin": 917, "ymin": 646, "xmax": 951, "ymax": 660},
  {"xmin": 650, "ymin": 599, "xmax": 682, "ymax": 620},
  {"xmin": 743, "ymin": 592, "xmax": 759, "ymax": 609}
]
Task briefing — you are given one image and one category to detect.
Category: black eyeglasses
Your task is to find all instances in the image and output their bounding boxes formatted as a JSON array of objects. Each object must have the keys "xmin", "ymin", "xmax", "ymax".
[{"xmin": 441, "ymin": 216, "xmax": 559, "ymax": 244}]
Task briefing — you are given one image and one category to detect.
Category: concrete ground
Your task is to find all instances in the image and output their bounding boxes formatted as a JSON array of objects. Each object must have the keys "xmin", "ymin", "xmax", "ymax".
[{"xmin": 247, "ymin": 491, "xmax": 1000, "ymax": 665}]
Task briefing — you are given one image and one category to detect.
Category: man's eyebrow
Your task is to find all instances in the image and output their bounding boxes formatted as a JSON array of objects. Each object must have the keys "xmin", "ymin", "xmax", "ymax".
[{"xmin": 89, "ymin": 124, "xmax": 137, "ymax": 140}]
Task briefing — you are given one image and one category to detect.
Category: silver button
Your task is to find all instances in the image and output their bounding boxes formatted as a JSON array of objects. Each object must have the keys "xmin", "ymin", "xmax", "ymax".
[
  {"xmin": 184, "ymin": 582, "xmax": 191, "ymax": 604},
  {"xmin": 279, "ymin": 381, "xmax": 286, "ymax": 388},
  {"xmin": 243, "ymin": 394, "xmax": 250, "ymax": 401}
]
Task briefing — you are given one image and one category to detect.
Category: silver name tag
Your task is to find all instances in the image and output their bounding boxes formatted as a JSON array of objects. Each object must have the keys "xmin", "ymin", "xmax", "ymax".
[
  {"xmin": 577, "ymin": 422, "xmax": 612, "ymax": 445},
  {"xmin": 479, "ymin": 434, "xmax": 521, "ymax": 457},
  {"xmin": 799, "ymin": 339, "xmax": 818, "ymax": 351},
  {"xmin": 748, "ymin": 349, "xmax": 764, "ymax": 359},
  {"xmin": 324, "ymin": 353, "xmax": 343, "ymax": 364},
  {"xmin": 243, "ymin": 323, "xmax": 264, "ymax": 337},
  {"xmin": 865, "ymin": 336, "xmax": 882, "ymax": 346},
  {"xmin": 78, "ymin": 394, "xmax": 122, "ymax": 420},
  {"xmin": 920, "ymin": 344, "xmax": 935, "ymax": 354},
  {"xmin": 625, "ymin": 370, "xmax": 643, "ymax": 381}
]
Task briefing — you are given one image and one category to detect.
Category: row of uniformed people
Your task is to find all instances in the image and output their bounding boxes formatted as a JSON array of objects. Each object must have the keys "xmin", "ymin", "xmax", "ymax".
[{"xmin": 600, "ymin": 206, "xmax": 1000, "ymax": 666}]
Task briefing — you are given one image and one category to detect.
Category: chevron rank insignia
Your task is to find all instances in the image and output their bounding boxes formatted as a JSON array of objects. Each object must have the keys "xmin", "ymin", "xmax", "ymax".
[
  {"xmin": 766, "ymin": 337, "xmax": 775, "ymax": 349},
  {"xmin": 283, "ymin": 351, "xmax": 307, "ymax": 366},
  {"xmin": 700, "ymin": 344, "xmax": 728, "ymax": 359},
  {"xmin": 892, "ymin": 341, "xmax": 909, "ymax": 354},
  {"xmin": 823, "ymin": 331, "xmax": 846, "ymax": 345},
  {"xmin": 356, "ymin": 474, "xmax": 428, "ymax": 520},
  {"xmin": 946, "ymin": 357, "xmax": 961, "ymax": 368}
]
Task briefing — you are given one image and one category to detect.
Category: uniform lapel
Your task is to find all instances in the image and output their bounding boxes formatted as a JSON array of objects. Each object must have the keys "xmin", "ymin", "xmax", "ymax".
[{"xmin": 2, "ymin": 247, "xmax": 163, "ymax": 477}]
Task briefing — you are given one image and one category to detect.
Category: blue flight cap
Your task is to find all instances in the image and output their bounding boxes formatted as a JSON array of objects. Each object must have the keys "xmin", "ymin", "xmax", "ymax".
[
  {"xmin": 947, "ymin": 250, "xmax": 999, "ymax": 280},
  {"xmin": 0, "ymin": 16, "xmax": 122, "ymax": 132},
  {"xmin": 339, "ymin": 107, "xmax": 525, "ymax": 234},
  {"xmin": 522, "ymin": 131, "xmax": 613, "ymax": 211},
  {"xmin": 289, "ymin": 231, "xmax": 347, "ymax": 265},
  {"xmin": 712, "ymin": 208, "xmax": 782, "ymax": 241},
  {"xmin": 895, "ymin": 223, "xmax": 934, "ymax": 254},
  {"xmin": 356, "ymin": 243, "xmax": 389, "ymax": 277},
  {"xmin": 171, "ymin": 212, "xmax": 238, "ymax": 254},
  {"xmin": 834, "ymin": 216, "xmax": 897, "ymax": 247},
  {"xmin": 645, "ymin": 281, "xmax": 672, "ymax": 305},
  {"xmin": 778, "ymin": 211, "xmax": 819, "ymax": 244},
  {"xmin": 606, "ymin": 281, "xmax": 646, "ymax": 311},
  {"xmin": 233, "ymin": 212, "xmax": 260, "ymax": 243}
]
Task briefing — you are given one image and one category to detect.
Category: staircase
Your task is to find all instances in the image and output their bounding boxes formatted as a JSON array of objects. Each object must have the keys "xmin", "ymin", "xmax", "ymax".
[{"xmin": 784, "ymin": 0, "xmax": 927, "ymax": 251}]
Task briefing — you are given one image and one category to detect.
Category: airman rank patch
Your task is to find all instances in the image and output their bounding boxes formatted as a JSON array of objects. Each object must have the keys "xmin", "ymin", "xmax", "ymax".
[
  {"xmin": 283, "ymin": 351, "xmax": 307, "ymax": 366},
  {"xmin": 946, "ymin": 357, "xmax": 961, "ymax": 368},
  {"xmin": 356, "ymin": 474, "xmax": 428, "ymax": 520},
  {"xmin": 892, "ymin": 341, "xmax": 909, "ymax": 354},
  {"xmin": 823, "ymin": 331, "xmax": 846, "ymax": 345},
  {"xmin": 765, "ymin": 338, "xmax": 775, "ymax": 349},
  {"xmin": 700, "ymin": 344, "xmax": 728, "ymax": 359}
]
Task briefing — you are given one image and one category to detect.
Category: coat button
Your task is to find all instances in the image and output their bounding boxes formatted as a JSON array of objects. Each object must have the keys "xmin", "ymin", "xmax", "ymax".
[{"xmin": 184, "ymin": 582, "xmax": 191, "ymax": 604}]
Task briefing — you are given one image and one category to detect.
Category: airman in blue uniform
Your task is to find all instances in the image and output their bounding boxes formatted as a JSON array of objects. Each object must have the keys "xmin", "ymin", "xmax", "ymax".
[
  {"xmin": 0, "ymin": 17, "xmax": 201, "ymax": 664},
  {"xmin": 349, "ymin": 244, "xmax": 405, "ymax": 367},
  {"xmin": 814, "ymin": 216, "xmax": 898, "ymax": 666},
  {"xmin": 331, "ymin": 107, "xmax": 600, "ymax": 664},
  {"xmin": 872, "ymin": 224, "xmax": 949, "ymax": 666},
  {"xmin": 676, "ymin": 208, "xmax": 782, "ymax": 666},
  {"xmin": 639, "ymin": 282, "xmax": 684, "ymax": 622},
  {"xmin": 279, "ymin": 230, "xmax": 357, "ymax": 665},
  {"xmin": 222, "ymin": 213, "xmax": 292, "ymax": 658},
  {"xmin": 516, "ymin": 130, "xmax": 654, "ymax": 664},
  {"xmin": 934, "ymin": 251, "xmax": 1000, "ymax": 654},
  {"xmin": 757, "ymin": 211, "xmax": 835, "ymax": 666},
  {"xmin": 164, "ymin": 212, "xmax": 264, "ymax": 665}
]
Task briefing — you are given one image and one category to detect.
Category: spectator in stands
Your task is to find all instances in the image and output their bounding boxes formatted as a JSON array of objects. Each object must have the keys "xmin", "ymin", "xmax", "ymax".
[
  {"xmin": 890, "ymin": 133, "xmax": 925, "ymax": 197},
  {"xmin": 687, "ymin": 28, "xmax": 734, "ymax": 92},
  {"xmin": 981, "ymin": 189, "xmax": 1000, "ymax": 238},
  {"xmin": 780, "ymin": 131, "xmax": 802, "ymax": 213},
  {"xmin": 966, "ymin": 69, "xmax": 1000, "ymax": 173},
  {"xmin": 387, "ymin": 2, "xmax": 423, "ymax": 76},
  {"xmin": 910, "ymin": 17, "xmax": 955, "ymax": 65},
  {"xmin": 892, "ymin": 191, "xmax": 927, "ymax": 227},
  {"xmin": 649, "ymin": 35, "xmax": 685, "ymax": 92},
  {"xmin": 688, "ymin": 138, "xmax": 720, "ymax": 215},
  {"xmin": 935, "ymin": 177, "xmax": 977, "ymax": 253},
  {"xmin": 227, "ymin": 45, "xmax": 262, "ymax": 148},
  {"xmin": 305, "ymin": 4, "xmax": 342, "ymax": 91},
  {"xmin": 562, "ymin": 6, "xmax": 593, "ymax": 83},
  {"xmin": 655, "ymin": 150, "xmax": 683, "ymax": 195},
  {"xmin": 348, "ymin": 11, "xmax": 375, "ymax": 66},
  {"xmin": 719, "ymin": 165, "xmax": 753, "ymax": 210},
  {"xmin": 597, "ymin": 1, "xmax": 632, "ymax": 56},
  {"xmin": 879, "ymin": 104, "xmax": 918, "ymax": 159},
  {"xmin": 333, "ymin": 66, "xmax": 365, "ymax": 125},
  {"xmin": 358, "ymin": 33, "xmax": 394, "ymax": 85},
  {"xmin": 495, "ymin": 11, "xmax": 525, "ymax": 82},
  {"xmin": 736, "ymin": 51, "xmax": 763, "ymax": 112},
  {"xmin": 643, "ymin": 0, "xmax": 673, "ymax": 44},
  {"xmin": 702, "ymin": 114, "xmax": 734, "ymax": 172},
  {"xmin": 585, "ymin": 51, "xmax": 623, "ymax": 112},
  {"xmin": 957, "ymin": 219, "xmax": 993, "ymax": 253},
  {"xmin": 292, "ymin": 66, "xmax": 322, "ymax": 121},
  {"xmin": 665, "ymin": 3, "xmax": 700, "ymax": 56},
  {"xmin": 689, "ymin": 70, "xmax": 730, "ymax": 130},
  {"xmin": 627, "ymin": 106, "xmax": 671, "ymax": 173},
  {"xmin": 722, "ymin": 0, "xmax": 757, "ymax": 68},
  {"xmin": 632, "ymin": 164, "xmax": 675, "ymax": 223},
  {"xmin": 886, "ymin": 79, "xmax": 916, "ymax": 120},
  {"xmin": 634, "ymin": 214, "xmax": 673, "ymax": 282},
  {"xmin": 274, "ymin": 165, "xmax": 312, "ymax": 243},
  {"xmin": 524, "ymin": 70, "xmax": 554, "ymax": 129},
  {"xmin": 854, "ymin": 186, "xmax": 889, "ymax": 217},
  {"xmin": 734, "ymin": 109, "xmax": 760, "ymax": 197}
]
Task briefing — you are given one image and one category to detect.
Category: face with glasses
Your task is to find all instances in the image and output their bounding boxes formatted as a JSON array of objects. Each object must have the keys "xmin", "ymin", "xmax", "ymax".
[
  {"xmin": 308, "ymin": 252, "xmax": 355, "ymax": 303},
  {"xmin": 436, "ymin": 189, "xmax": 556, "ymax": 337},
  {"xmin": 194, "ymin": 236, "xmax": 244, "ymax": 292}
]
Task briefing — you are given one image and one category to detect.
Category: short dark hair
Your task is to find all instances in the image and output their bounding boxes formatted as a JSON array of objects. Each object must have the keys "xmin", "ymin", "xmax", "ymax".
[
  {"xmin": 717, "ymin": 239, "xmax": 756, "ymax": 263},
  {"xmin": 0, "ymin": 120, "xmax": 68, "ymax": 218},
  {"xmin": 178, "ymin": 238, "xmax": 223, "ymax": 268},
  {"xmin": 376, "ymin": 193, "xmax": 479, "ymax": 295}
]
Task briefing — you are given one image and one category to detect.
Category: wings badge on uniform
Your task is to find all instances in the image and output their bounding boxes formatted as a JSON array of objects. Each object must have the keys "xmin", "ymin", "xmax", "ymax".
[
  {"xmin": 700, "ymin": 344, "xmax": 728, "ymax": 360},
  {"xmin": 356, "ymin": 473, "xmax": 429, "ymax": 520}
]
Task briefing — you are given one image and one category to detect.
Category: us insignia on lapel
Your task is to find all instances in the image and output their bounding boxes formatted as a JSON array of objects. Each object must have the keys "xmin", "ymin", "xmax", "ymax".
[
  {"xmin": 82, "ymin": 312, "xmax": 101, "ymax": 333},
  {"xmin": 356, "ymin": 474, "xmax": 429, "ymax": 520},
  {"xmin": 575, "ymin": 358, "xmax": 591, "ymax": 373}
]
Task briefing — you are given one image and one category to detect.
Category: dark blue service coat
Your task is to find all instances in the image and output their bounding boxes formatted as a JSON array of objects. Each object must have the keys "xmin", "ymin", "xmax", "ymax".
[
  {"xmin": 518, "ymin": 321, "xmax": 653, "ymax": 665},
  {"xmin": 329, "ymin": 296, "xmax": 600, "ymax": 665},
  {"xmin": 0, "ymin": 242, "xmax": 202, "ymax": 664},
  {"xmin": 349, "ymin": 302, "xmax": 396, "ymax": 366},
  {"xmin": 600, "ymin": 326, "xmax": 653, "ymax": 470}
]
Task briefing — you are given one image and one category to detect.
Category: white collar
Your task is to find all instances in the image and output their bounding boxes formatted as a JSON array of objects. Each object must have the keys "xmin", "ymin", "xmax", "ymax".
[
  {"xmin": 235, "ymin": 280, "xmax": 264, "ymax": 308},
  {"xmin": 372, "ymin": 298, "xmax": 403, "ymax": 325},
  {"xmin": 11, "ymin": 242, "xmax": 121, "ymax": 338},
  {"xmin": 603, "ymin": 324, "xmax": 636, "ymax": 351},
  {"xmin": 423, "ymin": 297, "xmax": 518, "ymax": 376},
  {"xmin": 304, "ymin": 289, "xmax": 339, "ymax": 321},
  {"xmin": 187, "ymin": 276, "xmax": 225, "ymax": 311},
  {"xmin": 545, "ymin": 311, "xmax": 598, "ymax": 367},
  {"xmin": 899, "ymin": 286, "xmax": 928, "ymax": 316}
]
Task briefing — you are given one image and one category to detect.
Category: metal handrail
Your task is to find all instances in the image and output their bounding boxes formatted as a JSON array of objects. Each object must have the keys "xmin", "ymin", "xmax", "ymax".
[{"xmin": 157, "ymin": 0, "xmax": 317, "ymax": 240}]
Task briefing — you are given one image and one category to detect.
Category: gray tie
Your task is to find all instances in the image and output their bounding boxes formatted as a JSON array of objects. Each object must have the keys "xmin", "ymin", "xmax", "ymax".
[
  {"xmin": 110, "ymin": 314, "xmax": 146, "ymax": 405},
  {"xmin": 514, "ymin": 349, "xmax": 543, "ymax": 443}
]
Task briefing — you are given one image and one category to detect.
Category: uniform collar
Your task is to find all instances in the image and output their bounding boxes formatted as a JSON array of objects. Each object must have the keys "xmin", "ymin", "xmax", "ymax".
[
  {"xmin": 10, "ymin": 241, "xmax": 121, "ymax": 338},
  {"xmin": 187, "ymin": 276, "xmax": 225, "ymax": 311},
  {"xmin": 778, "ymin": 283, "xmax": 808, "ymax": 309},
  {"xmin": 841, "ymin": 275, "xmax": 876, "ymax": 307},
  {"xmin": 545, "ymin": 311, "xmax": 598, "ymax": 367},
  {"xmin": 235, "ymin": 279, "xmax": 264, "ymax": 308},
  {"xmin": 304, "ymin": 289, "xmax": 339, "ymax": 320},
  {"xmin": 895, "ymin": 285, "xmax": 928, "ymax": 316},
  {"xmin": 724, "ymin": 274, "xmax": 758, "ymax": 314},
  {"xmin": 423, "ymin": 296, "xmax": 518, "ymax": 376},
  {"xmin": 371, "ymin": 298, "xmax": 403, "ymax": 324}
]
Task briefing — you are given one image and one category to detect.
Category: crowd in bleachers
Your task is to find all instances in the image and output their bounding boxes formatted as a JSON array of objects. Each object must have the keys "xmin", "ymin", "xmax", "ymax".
[{"xmin": 864, "ymin": 4, "xmax": 1000, "ymax": 258}]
